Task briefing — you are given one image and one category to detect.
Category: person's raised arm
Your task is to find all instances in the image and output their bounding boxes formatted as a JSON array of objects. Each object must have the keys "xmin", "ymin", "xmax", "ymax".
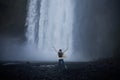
[
  {"xmin": 63, "ymin": 47, "xmax": 68, "ymax": 53},
  {"xmin": 52, "ymin": 46, "xmax": 58, "ymax": 53}
]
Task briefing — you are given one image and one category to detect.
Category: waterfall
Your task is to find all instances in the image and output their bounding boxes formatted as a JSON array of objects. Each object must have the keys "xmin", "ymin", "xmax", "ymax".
[{"xmin": 26, "ymin": 0, "xmax": 74, "ymax": 60}]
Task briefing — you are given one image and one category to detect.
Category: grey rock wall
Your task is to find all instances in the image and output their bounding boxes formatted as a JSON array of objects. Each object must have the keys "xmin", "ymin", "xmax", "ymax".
[{"xmin": 0, "ymin": 0, "xmax": 27, "ymax": 37}]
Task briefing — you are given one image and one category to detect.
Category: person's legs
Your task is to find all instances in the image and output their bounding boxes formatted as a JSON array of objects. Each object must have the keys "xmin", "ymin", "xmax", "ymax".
[
  {"xmin": 61, "ymin": 59, "xmax": 65, "ymax": 70},
  {"xmin": 58, "ymin": 59, "xmax": 66, "ymax": 71},
  {"xmin": 58, "ymin": 59, "xmax": 61, "ymax": 71},
  {"xmin": 61, "ymin": 59, "xmax": 64, "ymax": 66}
]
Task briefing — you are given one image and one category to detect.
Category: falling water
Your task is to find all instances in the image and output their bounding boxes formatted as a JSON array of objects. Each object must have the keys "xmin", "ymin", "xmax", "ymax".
[{"xmin": 26, "ymin": 0, "xmax": 74, "ymax": 61}]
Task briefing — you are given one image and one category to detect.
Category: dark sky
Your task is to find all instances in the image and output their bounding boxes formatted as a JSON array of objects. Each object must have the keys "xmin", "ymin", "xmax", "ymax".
[{"xmin": 0, "ymin": 0, "xmax": 119, "ymax": 61}]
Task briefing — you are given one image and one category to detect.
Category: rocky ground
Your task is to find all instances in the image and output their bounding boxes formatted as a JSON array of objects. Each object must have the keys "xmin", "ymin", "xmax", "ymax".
[{"xmin": 0, "ymin": 59, "xmax": 120, "ymax": 80}]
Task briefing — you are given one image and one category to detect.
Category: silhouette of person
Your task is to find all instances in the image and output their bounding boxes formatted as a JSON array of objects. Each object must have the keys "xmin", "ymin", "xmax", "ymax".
[
  {"xmin": 53, "ymin": 47, "xmax": 68, "ymax": 70},
  {"xmin": 58, "ymin": 49, "xmax": 64, "ymax": 68}
]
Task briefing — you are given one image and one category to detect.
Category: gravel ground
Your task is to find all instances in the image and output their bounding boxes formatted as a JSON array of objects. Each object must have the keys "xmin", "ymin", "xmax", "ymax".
[{"xmin": 0, "ymin": 60, "xmax": 120, "ymax": 80}]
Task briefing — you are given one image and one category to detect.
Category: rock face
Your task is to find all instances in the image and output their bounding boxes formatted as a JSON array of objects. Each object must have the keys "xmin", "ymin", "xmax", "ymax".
[
  {"xmin": 73, "ymin": 0, "xmax": 120, "ymax": 60},
  {"xmin": 0, "ymin": 0, "xmax": 27, "ymax": 37}
]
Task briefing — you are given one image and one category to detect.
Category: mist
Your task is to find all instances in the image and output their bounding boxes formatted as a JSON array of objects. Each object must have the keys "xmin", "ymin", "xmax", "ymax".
[
  {"xmin": 0, "ymin": 0, "xmax": 119, "ymax": 62},
  {"xmin": 0, "ymin": 37, "xmax": 80, "ymax": 62}
]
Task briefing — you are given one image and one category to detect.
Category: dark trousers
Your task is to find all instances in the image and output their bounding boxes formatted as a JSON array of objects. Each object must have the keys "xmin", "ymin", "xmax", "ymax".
[{"xmin": 58, "ymin": 59, "xmax": 65, "ymax": 70}]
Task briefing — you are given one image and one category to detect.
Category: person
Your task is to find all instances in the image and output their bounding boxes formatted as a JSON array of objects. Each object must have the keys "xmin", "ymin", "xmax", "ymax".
[{"xmin": 53, "ymin": 47, "xmax": 68, "ymax": 70}]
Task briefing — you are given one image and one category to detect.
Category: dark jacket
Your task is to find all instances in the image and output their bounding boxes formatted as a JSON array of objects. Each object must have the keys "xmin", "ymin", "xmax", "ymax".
[{"xmin": 58, "ymin": 51, "xmax": 63, "ymax": 57}]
